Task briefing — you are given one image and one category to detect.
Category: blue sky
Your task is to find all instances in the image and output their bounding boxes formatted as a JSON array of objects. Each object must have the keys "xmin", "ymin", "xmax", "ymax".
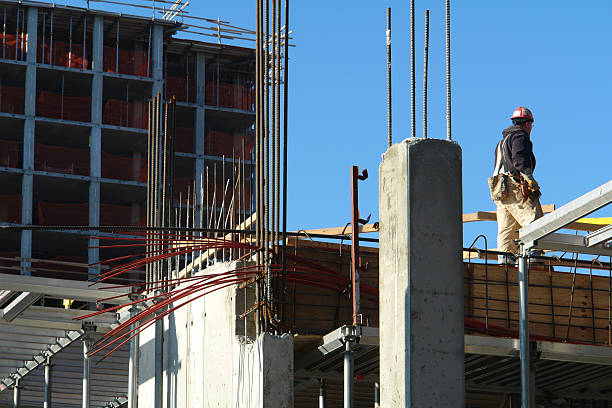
[{"xmin": 182, "ymin": 1, "xmax": 611, "ymax": 247}]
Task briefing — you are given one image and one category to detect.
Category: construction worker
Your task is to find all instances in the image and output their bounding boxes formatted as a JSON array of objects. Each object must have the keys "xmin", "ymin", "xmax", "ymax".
[{"xmin": 490, "ymin": 106, "xmax": 543, "ymax": 265}]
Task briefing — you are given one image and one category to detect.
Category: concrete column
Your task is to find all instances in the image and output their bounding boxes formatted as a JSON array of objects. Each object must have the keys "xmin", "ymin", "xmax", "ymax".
[
  {"xmin": 20, "ymin": 6, "xmax": 37, "ymax": 275},
  {"xmin": 88, "ymin": 16, "xmax": 103, "ymax": 279},
  {"xmin": 378, "ymin": 138, "xmax": 464, "ymax": 407},
  {"xmin": 151, "ymin": 24, "xmax": 163, "ymax": 97},
  {"xmin": 194, "ymin": 52, "xmax": 206, "ymax": 238}
]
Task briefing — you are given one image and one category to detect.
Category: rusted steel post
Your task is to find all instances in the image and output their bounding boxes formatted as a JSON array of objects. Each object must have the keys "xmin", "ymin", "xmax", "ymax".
[{"xmin": 351, "ymin": 166, "xmax": 360, "ymax": 325}]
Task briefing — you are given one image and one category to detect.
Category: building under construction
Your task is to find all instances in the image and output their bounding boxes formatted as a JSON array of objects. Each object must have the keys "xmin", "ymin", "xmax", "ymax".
[{"xmin": 0, "ymin": 1, "xmax": 612, "ymax": 408}]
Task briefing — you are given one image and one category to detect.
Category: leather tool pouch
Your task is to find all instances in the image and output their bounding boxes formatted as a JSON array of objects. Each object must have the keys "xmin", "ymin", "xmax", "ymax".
[{"xmin": 488, "ymin": 174, "xmax": 507, "ymax": 201}]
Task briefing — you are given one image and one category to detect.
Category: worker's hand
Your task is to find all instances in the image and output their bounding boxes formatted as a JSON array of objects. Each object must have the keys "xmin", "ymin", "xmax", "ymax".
[{"xmin": 520, "ymin": 170, "xmax": 539, "ymax": 191}]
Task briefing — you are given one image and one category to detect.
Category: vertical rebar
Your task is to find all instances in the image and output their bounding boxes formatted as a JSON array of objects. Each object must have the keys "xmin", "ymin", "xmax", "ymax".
[
  {"xmin": 50, "ymin": 11, "xmax": 54, "ymax": 64},
  {"xmin": 423, "ymin": 10, "xmax": 429, "ymax": 139},
  {"xmin": 115, "ymin": 18, "xmax": 119, "ymax": 73},
  {"xmin": 83, "ymin": 15, "xmax": 86, "ymax": 69},
  {"xmin": 271, "ymin": 0, "xmax": 277, "ymax": 263},
  {"xmin": 255, "ymin": 0, "xmax": 261, "ymax": 266},
  {"xmin": 146, "ymin": 100, "xmax": 152, "ymax": 285},
  {"xmin": 275, "ymin": 0, "xmax": 281, "ymax": 258},
  {"xmin": 445, "ymin": 0, "xmax": 452, "ymax": 140},
  {"xmin": 264, "ymin": 0, "xmax": 271, "ymax": 331},
  {"xmin": 3, "ymin": 8, "xmax": 6, "ymax": 59},
  {"xmin": 222, "ymin": 155, "xmax": 226, "ymax": 261},
  {"xmin": 386, "ymin": 7, "xmax": 392, "ymax": 147},
  {"xmin": 281, "ymin": 0, "xmax": 289, "ymax": 328},
  {"xmin": 410, "ymin": 0, "xmax": 415, "ymax": 139}
]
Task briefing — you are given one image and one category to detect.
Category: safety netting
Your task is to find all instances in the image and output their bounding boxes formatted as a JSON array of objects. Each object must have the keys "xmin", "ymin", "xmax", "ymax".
[
  {"xmin": 34, "ymin": 143, "xmax": 90, "ymax": 175},
  {"xmin": 103, "ymin": 98, "xmax": 148, "ymax": 129},
  {"xmin": 100, "ymin": 203, "xmax": 146, "ymax": 226},
  {"xmin": 175, "ymin": 126, "xmax": 194, "ymax": 153},
  {"xmin": 31, "ymin": 256, "xmax": 89, "ymax": 280},
  {"xmin": 205, "ymin": 131, "xmax": 254, "ymax": 158},
  {"xmin": 0, "ymin": 33, "xmax": 26, "ymax": 61},
  {"xmin": 167, "ymin": 76, "xmax": 195, "ymax": 104},
  {"xmin": 38, "ymin": 38, "xmax": 89, "ymax": 69},
  {"xmin": 101, "ymin": 152, "xmax": 147, "ymax": 182},
  {"xmin": 205, "ymin": 82, "xmax": 254, "ymax": 111},
  {"xmin": 0, "ymin": 252, "xmax": 20, "ymax": 275},
  {"xmin": 36, "ymin": 91, "xmax": 92, "ymax": 122},
  {"xmin": 37, "ymin": 201, "xmax": 88, "ymax": 225},
  {"xmin": 0, "ymin": 194, "xmax": 21, "ymax": 223},
  {"xmin": 0, "ymin": 139, "xmax": 19, "ymax": 168},
  {"xmin": 103, "ymin": 46, "xmax": 149, "ymax": 77},
  {"xmin": 0, "ymin": 85, "xmax": 25, "ymax": 114}
]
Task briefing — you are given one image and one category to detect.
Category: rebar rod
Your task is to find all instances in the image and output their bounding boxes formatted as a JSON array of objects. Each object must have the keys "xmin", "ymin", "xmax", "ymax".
[
  {"xmin": 146, "ymin": 100, "xmax": 152, "ymax": 286},
  {"xmin": 423, "ymin": 9, "xmax": 429, "ymax": 139},
  {"xmin": 410, "ymin": 0, "xmax": 415, "ymax": 139},
  {"xmin": 69, "ymin": 14, "xmax": 73, "ymax": 67},
  {"xmin": 445, "ymin": 0, "xmax": 452, "ymax": 140},
  {"xmin": 264, "ymin": 0, "xmax": 271, "ymax": 331},
  {"xmin": 275, "ymin": 0, "xmax": 281, "ymax": 258},
  {"xmin": 281, "ymin": 0, "xmax": 289, "ymax": 329},
  {"xmin": 386, "ymin": 7, "xmax": 392, "ymax": 147},
  {"xmin": 271, "ymin": 0, "xmax": 277, "ymax": 262},
  {"xmin": 255, "ymin": 0, "xmax": 261, "ymax": 265}
]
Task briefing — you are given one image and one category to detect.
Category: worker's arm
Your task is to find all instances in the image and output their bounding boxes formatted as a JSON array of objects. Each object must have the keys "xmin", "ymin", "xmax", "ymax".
[{"xmin": 510, "ymin": 133, "xmax": 539, "ymax": 191}]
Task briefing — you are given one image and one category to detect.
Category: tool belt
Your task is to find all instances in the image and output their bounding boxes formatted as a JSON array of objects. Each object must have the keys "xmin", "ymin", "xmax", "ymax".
[{"xmin": 510, "ymin": 174, "xmax": 541, "ymax": 199}]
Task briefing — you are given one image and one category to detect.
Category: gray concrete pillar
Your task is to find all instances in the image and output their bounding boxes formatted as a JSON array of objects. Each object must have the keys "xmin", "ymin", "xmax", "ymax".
[
  {"xmin": 88, "ymin": 16, "xmax": 103, "ymax": 280},
  {"xmin": 151, "ymin": 24, "xmax": 163, "ymax": 97},
  {"xmin": 194, "ymin": 52, "xmax": 206, "ymax": 246},
  {"xmin": 378, "ymin": 138, "xmax": 464, "ymax": 407},
  {"xmin": 20, "ymin": 6, "xmax": 38, "ymax": 275}
]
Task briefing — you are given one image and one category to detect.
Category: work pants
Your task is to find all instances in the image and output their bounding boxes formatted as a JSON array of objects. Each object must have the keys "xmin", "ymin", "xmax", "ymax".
[{"xmin": 494, "ymin": 178, "xmax": 543, "ymax": 255}]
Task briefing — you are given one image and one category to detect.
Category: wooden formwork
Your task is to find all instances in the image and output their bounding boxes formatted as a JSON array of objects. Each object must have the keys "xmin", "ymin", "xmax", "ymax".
[{"xmin": 282, "ymin": 239, "xmax": 612, "ymax": 346}]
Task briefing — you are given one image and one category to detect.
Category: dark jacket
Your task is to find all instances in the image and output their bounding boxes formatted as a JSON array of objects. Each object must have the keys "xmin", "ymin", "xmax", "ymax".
[{"xmin": 496, "ymin": 125, "xmax": 536, "ymax": 178}]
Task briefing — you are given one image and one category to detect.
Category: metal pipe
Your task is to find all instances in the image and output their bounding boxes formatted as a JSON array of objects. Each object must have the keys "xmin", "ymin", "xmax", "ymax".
[
  {"xmin": 518, "ymin": 249, "xmax": 532, "ymax": 408},
  {"xmin": 154, "ymin": 318, "xmax": 163, "ymax": 408},
  {"xmin": 319, "ymin": 378, "xmax": 326, "ymax": 408},
  {"xmin": 445, "ymin": 0, "xmax": 452, "ymax": 140},
  {"xmin": 423, "ymin": 10, "xmax": 429, "ymax": 139},
  {"xmin": 12, "ymin": 379, "xmax": 19, "ymax": 408},
  {"xmin": 386, "ymin": 7, "xmax": 392, "ymax": 148},
  {"xmin": 83, "ymin": 339, "xmax": 90, "ymax": 408},
  {"xmin": 374, "ymin": 382, "xmax": 380, "ymax": 408},
  {"xmin": 350, "ymin": 166, "xmax": 360, "ymax": 325},
  {"xmin": 410, "ymin": 0, "xmax": 415, "ymax": 139},
  {"xmin": 127, "ymin": 305, "xmax": 139, "ymax": 408},
  {"xmin": 44, "ymin": 357, "xmax": 52, "ymax": 408},
  {"xmin": 343, "ymin": 338, "xmax": 353, "ymax": 408}
]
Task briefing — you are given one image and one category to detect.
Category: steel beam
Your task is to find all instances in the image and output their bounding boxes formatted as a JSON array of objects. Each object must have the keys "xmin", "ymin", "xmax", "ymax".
[
  {"xmin": 585, "ymin": 224, "xmax": 612, "ymax": 248},
  {"xmin": 532, "ymin": 233, "xmax": 612, "ymax": 257},
  {"xmin": 520, "ymin": 180, "xmax": 612, "ymax": 246},
  {"xmin": 1, "ymin": 292, "xmax": 41, "ymax": 322},
  {"xmin": 0, "ymin": 273, "xmax": 131, "ymax": 304}
]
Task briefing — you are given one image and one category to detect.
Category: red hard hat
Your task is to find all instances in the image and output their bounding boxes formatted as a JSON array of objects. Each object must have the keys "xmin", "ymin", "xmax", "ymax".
[{"xmin": 510, "ymin": 106, "xmax": 534, "ymax": 122}]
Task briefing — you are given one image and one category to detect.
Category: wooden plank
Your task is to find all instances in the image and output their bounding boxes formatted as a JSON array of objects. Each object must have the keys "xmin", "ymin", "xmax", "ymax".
[
  {"xmin": 299, "ymin": 223, "xmax": 379, "ymax": 236},
  {"xmin": 462, "ymin": 204, "xmax": 555, "ymax": 223}
]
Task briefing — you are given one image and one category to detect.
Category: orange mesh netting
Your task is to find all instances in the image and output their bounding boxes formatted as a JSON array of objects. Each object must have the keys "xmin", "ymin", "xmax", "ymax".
[
  {"xmin": 0, "ymin": 140, "xmax": 19, "ymax": 168},
  {"xmin": 36, "ymin": 92, "xmax": 91, "ymax": 122},
  {"xmin": 103, "ymin": 46, "xmax": 149, "ymax": 77},
  {"xmin": 38, "ymin": 39, "xmax": 89, "ymax": 69},
  {"xmin": 103, "ymin": 99, "xmax": 148, "ymax": 129},
  {"xmin": 0, "ymin": 194, "xmax": 21, "ymax": 223},
  {"xmin": 175, "ymin": 126, "xmax": 194, "ymax": 153},
  {"xmin": 32, "ymin": 256, "xmax": 89, "ymax": 280},
  {"xmin": 100, "ymin": 203, "xmax": 145, "ymax": 226},
  {"xmin": 37, "ymin": 201, "xmax": 88, "ymax": 225},
  {"xmin": 205, "ymin": 82, "xmax": 254, "ymax": 111},
  {"xmin": 0, "ymin": 252, "xmax": 20, "ymax": 275},
  {"xmin": 34, "ymin": 143, "xmax": 90, "ymax": 175},
  {"xmin": 101, "ymin": 152, "xmax": 146, "ymax": 182},
  {"xmin": 205, "ymin": 131, "xmax": 253, "ymax": 158},
  {"xmin": 0, "ymin": 33, "xmax": 26, "ymax": 61},
  {"xmin": 167, "ymin": 77, "xmax": 195, "ymax": 103},
  {"xmin": 0, "ymin": 86, "xmax": 25, "ymax": 114}
]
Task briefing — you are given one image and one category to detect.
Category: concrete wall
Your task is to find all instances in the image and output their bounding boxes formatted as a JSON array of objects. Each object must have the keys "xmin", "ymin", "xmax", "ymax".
[
  {"xmin": 379, "ymin": 138, "xmax": 465, "ymax": 407},
  {"xmin": 138, "ymin": 262, "xmax": 293, "ymax": 408}
]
